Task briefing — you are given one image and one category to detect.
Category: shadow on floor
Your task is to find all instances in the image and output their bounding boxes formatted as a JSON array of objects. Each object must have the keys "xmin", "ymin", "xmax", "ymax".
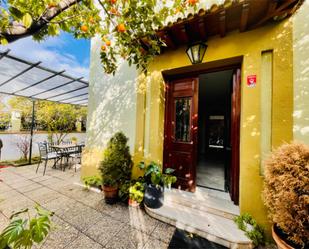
[{"xmin": 168, "ymin": 229, "xmax": 227, "ymax": 249}]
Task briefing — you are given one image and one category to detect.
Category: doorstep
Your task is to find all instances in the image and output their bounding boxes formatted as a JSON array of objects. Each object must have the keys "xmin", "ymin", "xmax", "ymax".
[{"xmin": 145, "ymin": 187, "xmax": 253, "ymax": 249}]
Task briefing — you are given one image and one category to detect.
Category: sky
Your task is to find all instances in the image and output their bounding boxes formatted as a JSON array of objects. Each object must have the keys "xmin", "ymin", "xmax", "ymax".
[{"xmin": 0, "ymin": 32, "xmax": 90, "ymax": 80}]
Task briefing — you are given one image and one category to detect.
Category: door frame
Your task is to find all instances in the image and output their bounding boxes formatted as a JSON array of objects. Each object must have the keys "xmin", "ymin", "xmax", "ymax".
[{"xmin": 162, "ymin": 57, "xmax": 242, "ymax": 204}]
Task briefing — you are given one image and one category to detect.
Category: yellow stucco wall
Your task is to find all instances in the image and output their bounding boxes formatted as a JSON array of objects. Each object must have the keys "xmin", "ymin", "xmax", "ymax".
[
  {"xmin": 293, "ymin": 1, "xmax": 309, "ymax": 144},
  {"xmin": 133, "ymin": 20, "xmax": 293, "ymax": 234}
]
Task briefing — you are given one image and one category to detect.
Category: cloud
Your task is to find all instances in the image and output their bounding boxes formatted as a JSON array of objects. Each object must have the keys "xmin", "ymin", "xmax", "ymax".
[{"xmin": 1, "ymin": 35, "xmax": 89, "ymax": 80}]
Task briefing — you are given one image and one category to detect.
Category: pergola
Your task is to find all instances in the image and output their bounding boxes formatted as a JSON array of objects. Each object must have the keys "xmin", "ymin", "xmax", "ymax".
[
  {"xmin": 0, "ymin": 49, "xmax": 89, "ymax": 164},
  {"xmin": 0, "ymin": 49, "xmax": 88, "ymax": 106}
]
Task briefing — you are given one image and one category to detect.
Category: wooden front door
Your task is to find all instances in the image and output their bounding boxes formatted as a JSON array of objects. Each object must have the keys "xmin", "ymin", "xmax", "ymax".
[
  {"xmin": 163, "ymin": 78, "xmax": 198, "ymax": 192},
  {"xmin": 229, "ymin": 69, "xmax": 241, "ymax": 204}
]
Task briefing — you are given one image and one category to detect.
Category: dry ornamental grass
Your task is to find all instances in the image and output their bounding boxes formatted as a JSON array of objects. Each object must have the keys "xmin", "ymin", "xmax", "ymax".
[{"xmin": 263, "ymin": 142, "xmax": 309, "ymax": 248}]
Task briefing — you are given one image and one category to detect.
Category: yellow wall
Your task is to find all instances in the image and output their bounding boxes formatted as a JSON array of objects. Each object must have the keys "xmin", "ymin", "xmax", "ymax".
[
  {"xmin": 134, "ymin": 20, "xmax": 293, "ymax": 234},
  {"xmin": 293, "ymin": 1, "xmax": 309, "ymax": 144}
]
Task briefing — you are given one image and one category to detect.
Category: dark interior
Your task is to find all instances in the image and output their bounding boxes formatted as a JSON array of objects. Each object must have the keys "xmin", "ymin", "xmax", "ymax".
[{"xmin": 197, "ymin": 70, "xmax": 233, "ymax": 191}]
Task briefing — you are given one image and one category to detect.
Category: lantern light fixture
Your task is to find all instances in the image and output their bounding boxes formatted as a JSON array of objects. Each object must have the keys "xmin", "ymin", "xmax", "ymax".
[{"xmin": 186, "ymin": 42, "xmax": 207, "ymax": 64}]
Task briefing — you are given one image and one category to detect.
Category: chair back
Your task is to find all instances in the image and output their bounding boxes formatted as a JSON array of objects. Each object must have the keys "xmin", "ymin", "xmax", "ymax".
[{"xmin": 38, "ymin": 142, "xmax": 48, "ymax": 158}]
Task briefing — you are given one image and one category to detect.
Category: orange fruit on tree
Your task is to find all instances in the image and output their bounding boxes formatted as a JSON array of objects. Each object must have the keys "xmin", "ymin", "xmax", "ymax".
[
  {"xmin": 188, "ymin": 0, "xmax": 198, "ymax": 5},
  {"xmin": 105, "ymin": 40, "xmax": 111, "ymax": 46},
  {"xmin": 110, "ymin": 0, "xmax": 117, "ymax": 4},
  {"xmin": 80, "ymin": 25, "xmax": 88, "ymax": 32},
  {"xmin": 117, "ymin": 23, "xmax": 126, "ymax": 33},
  {"xmin": 48, "ymin": 2, "xmax": 57, "ymax": 8},
  {"xmin": 110, "ymin": 7, "xmax": 117, "ymax": 14},
  {"xmin": 101, "ymin": 45, "xmax": 106, "ymax": 51}
]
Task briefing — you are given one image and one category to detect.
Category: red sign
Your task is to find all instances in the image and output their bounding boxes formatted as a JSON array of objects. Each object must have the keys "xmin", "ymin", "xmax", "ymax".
[{"xmin": 247, "ymin": 75, "xmax": 256, "ymax": 87}]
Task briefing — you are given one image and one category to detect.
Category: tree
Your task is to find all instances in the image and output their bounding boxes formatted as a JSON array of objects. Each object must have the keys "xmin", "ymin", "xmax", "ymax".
[
  {"xmin": 36, "ymin": 101, "xmax": 85, "ymax": 143},
  {"xmin": 0, "ymin": 0, "xmax": 198, "ymax": 74},
  {"xmin": 8, "ymin": 96, "xmax": 33, "ymax": 129},
  {"xmin": 13, "ymin": 134, "xmax": 31, "ymax": 160}
]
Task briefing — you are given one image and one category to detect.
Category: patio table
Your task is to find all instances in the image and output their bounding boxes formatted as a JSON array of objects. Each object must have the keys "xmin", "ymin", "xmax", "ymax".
[{"xmin": 51, "ymin": 143, "xmax": 84, "ymax": 171}]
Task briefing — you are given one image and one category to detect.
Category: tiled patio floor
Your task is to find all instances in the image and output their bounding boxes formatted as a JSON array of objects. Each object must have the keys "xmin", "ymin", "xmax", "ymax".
[{"xmin": 0, "ymin": 164, "xmax": 175, "ymax": 249}]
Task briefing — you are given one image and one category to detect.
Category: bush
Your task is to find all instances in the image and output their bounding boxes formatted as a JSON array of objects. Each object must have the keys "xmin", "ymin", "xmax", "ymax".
[
  {"xmin": 99, "ymin": 132, "xmax": 133, "ymax": 187},
  {"xmin": 263, "ymin": 142, "xmax": 309, "ymax": 247}
]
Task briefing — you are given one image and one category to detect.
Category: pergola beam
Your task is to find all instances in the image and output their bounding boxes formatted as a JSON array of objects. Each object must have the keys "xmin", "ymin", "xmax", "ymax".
[
  {"xmin": 30, "ymin": 77, "xmax": 84, "ymax": 98},
  {"xmin": 69, "ymin": 98, "xmax": 88, "ymax": 104},
  {"xmin": 0, "ymin": 49, "xmax": 10, "ymax": 60},
  {"xmin": 0, "ymin": 61, "xmax": 42, "ymax": 87},
  {"xmin": 13, "ymin": 70, "xmax": 65, "ymax": 94},
  {"xmin": 53, "ymin": 92, "xmax": 88, "ymax": 102},
  {"xmin": 45, "ymin": 85, "xmax": 88, "ymax": 100}
]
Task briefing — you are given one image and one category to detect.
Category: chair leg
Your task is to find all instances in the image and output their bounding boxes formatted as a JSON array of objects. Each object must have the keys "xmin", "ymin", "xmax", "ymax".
[
  {"xmin": 36, "ymin": 160, "xmax": 41, "ymax": 173},
  {"xmin": 43, "ymin": 160, "xmax": 48, "ymax": 176}
]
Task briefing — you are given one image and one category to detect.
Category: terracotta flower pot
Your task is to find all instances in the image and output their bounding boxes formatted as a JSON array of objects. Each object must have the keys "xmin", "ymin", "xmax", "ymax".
[
  {"xmin": 272, "ymin": 225, "xmax": 294, "ymax": 249},
  {"xmin": 128, "ymin": 198, "xmax": 140, "ymax": 207},
  {"xmin": 103, "ymin": 185, "xmax": 118, "ymax": 204}
]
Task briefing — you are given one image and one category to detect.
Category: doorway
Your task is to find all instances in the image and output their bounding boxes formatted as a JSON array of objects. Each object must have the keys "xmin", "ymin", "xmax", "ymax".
[
  {"xmin": 197, "ymin": 70, "xmax": 233, "ymax": 192},
  {"xmin": 163, "ymin": 64, "xmax": 241, "ymax": 204}
]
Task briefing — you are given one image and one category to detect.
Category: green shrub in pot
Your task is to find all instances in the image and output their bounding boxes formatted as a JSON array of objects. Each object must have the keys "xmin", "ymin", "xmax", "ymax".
[
  {"xmin": 99, "ymin": 132, "xmax": 133, "ymax": 204},
  {"xmin": 138, "ymin": 161, "xmax": 177, "ymax": 209},
  {"xmin": 128, "ymin": 182, "xmax": 145, "ymax": 207},
  {"xmin": 263, "ymin": 142, "xmax": 309, "ymax": 249}
]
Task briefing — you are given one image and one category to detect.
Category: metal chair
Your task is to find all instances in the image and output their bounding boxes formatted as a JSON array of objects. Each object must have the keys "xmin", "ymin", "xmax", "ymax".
[
  {"xmin": 36, "ymin": 142, "xmax": 59, "ymax": 175},
  {"xmin": 69, "ymin": 145, "xmax": 83, "ymax": 172}
]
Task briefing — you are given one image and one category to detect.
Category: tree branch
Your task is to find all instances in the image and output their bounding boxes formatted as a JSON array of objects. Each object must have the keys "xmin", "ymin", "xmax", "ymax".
[{"xmin": 0, "ymin": 0, "xmax": 81, "ymax": 43}]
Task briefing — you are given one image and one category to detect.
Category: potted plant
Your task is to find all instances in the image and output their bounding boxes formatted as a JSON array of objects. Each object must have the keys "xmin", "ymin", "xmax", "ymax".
[
  {"xmin": 263, "ymin": 142, "xmax": 309, "ymax": 249},
  {"xmin": 99, "ymin": 132, "xmax": 133, "ymax": 204},
  {"xmin": 82, "ymin": 175, "xmax": 102, "ymax": 190},
  {"xmin": 162, "ymin": 168, "xmax": 177, "ymax": 189},
  {"xmin": 139, "ymin": 161, "xmax": 177, "ymax": 209},
  {"xmin": 118, "ymin": 180, "xmax": 131, "ymax": 203},
  {"xmin": 128, "ymin": 181, "xmax": 144, "ymax": 207}
]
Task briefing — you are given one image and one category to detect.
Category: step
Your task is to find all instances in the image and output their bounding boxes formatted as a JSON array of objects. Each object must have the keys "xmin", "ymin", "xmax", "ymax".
[
  {"xmin": 164, "ymin": 188, "xmax": 240, "ymax": 220},
  {"xmin": 145, "ymin": 202, "xmax": 252, "ymax": 249}
]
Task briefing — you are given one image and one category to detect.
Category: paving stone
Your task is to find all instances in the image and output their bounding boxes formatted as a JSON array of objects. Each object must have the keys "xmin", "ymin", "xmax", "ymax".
[
  {"xmin": 105, "ymin": 225, "xmax": 150, "ymax": 249},
  {"xmin": 18, "ymin": 182, "xmax": 42, "ymax": 193},
  {"xmin": 94, "ymin": 200, "xmax": 133, "ymax": 223},
  {"xmin": 151, "ymin": 221, "xmax": 176, "ymax": 243},
  {"xmin": 143, "ymin": 237, "xmax": 169, "ymax": 249},
  {"xmin": 10, "ymin": 179, "xmax": 34, "ymax": 189},
  {"xmin": 42, "ymin": 195, "xmax": 76, "ymax": 216},
  {"xmin": 0, "ymin": 212, "xmax": 9, "ymax": 231},
  {"xmin": 85, "ymin": 214, "xmax": 125, "ymax": 246},
  {"xmin": 62, "ymin": 204, "xmax": 103, "ymax": 232},
  {"xmin": 31, "ymin": 175, "xmax": 54, "ymax": 183},
  {"xmin": 23, "ymin": 187, "xmax": 59, "ymax": 204},
  {"xmin": 64, "ymin": 233, "xmax": 104, "ymax": 249},
  {"xmin": 0, "ymin": 182, "xmax": 13, "ymax": 192},
  {"xmin": 39, "ymin": 216, "xmax": 79, "ymax": 249},
  {"xmin": 128, "ymin": 207, "xmax": 160, "ymax": 235}
]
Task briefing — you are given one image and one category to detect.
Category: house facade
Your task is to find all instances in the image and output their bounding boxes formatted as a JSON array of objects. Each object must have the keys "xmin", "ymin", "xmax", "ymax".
[{"xmin": 82, "ymin": 0, "xmax": 309, "ymax": 235}]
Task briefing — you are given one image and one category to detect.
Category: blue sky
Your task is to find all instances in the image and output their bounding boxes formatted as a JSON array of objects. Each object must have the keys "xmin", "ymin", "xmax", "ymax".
[{"xmin": 1, "ymin": 32, "xmax": 91, "ymax": 80}]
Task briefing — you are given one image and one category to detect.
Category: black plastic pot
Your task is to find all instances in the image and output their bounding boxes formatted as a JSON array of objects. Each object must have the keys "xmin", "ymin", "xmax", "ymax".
[{"xmin": 144, "ymin": 184, "xmax": 164, "ymax": 209}]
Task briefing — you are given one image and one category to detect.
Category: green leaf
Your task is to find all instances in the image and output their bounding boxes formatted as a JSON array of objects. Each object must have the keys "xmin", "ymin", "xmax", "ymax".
[
  {"xmin": 48, "ymin": 24, "xmax": 60, "ymax": 36},
  {"xmin": 9, "ymin": 7, "xmax": 24, "ymax": 19},
  {"xmin": 0, "ymin": 38, "xmax": 8, "ymax": 45},
  {"xmin": 30, "ymin": 215, "xmax": 51, "ymax": 243},
  {"xmin": 1, "ymin": 218, "xmax": 26, "ymax": 245},
  {"xmin": 22, "ymin": 13, "xmax": 32, "ymax": 28}
]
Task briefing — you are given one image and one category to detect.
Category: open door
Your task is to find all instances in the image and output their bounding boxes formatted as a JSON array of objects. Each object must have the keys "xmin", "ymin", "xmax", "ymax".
[
  {"xmin": 163, "ymin": 78, "xmax": 198, "ymax": 192},
  {"xmin": 229, "ymin": 69, "xmax": 241, "ymax": 204}
]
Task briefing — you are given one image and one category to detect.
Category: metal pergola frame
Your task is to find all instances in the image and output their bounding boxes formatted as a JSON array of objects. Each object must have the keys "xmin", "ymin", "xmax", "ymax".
[
  {"xmin": 0, "ymin": 49, "xmax": 89, "ymax": 164},
  {"xmin": 0, "ymin": 49, "xmax": 89, "ymax": 106}
]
